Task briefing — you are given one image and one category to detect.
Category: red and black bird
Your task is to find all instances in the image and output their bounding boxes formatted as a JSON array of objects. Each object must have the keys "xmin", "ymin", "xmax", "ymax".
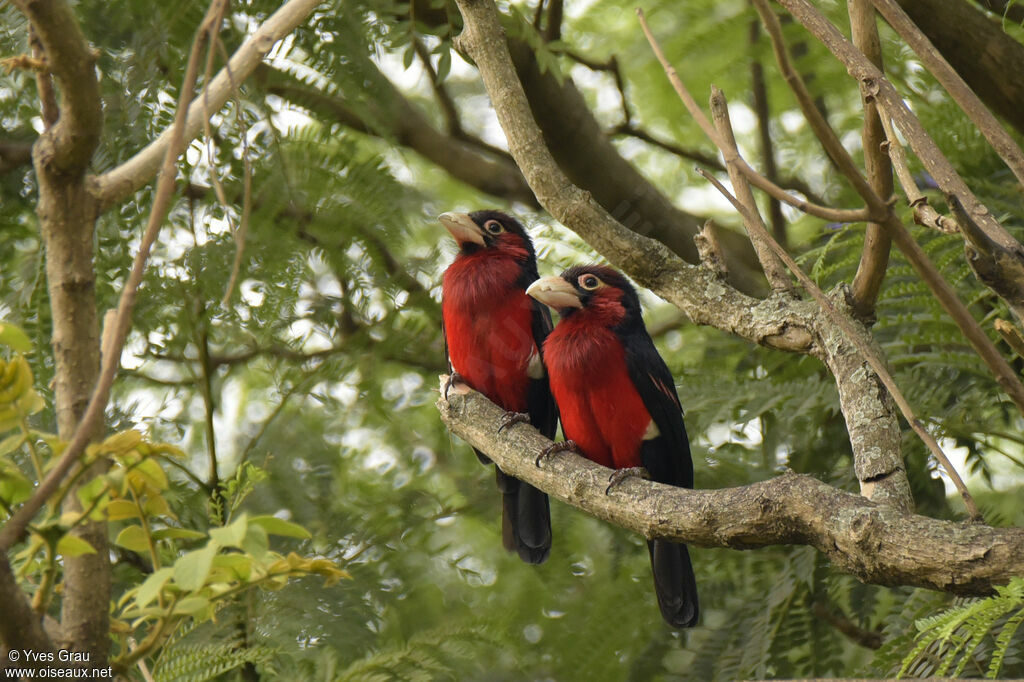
[
  {"xmin": 527, "ymin": 265, "xmax": 699, "ymax": 627},
  {"xmin": 439, "ymin": 210, "xmax": 556, "ymax": 564}
]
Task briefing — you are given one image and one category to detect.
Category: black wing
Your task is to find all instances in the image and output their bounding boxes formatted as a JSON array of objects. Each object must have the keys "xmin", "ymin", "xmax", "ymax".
[
  {"xmin": 622, "ymin": 327, "xmax": 693, "ymax": 489},
  {"xmin": 527, "ymin": 297, "xmax": 559, "ymax": 440},
  {"xmin": 623, "ymin": 326, "xmax": 698, "ymax": 627}
]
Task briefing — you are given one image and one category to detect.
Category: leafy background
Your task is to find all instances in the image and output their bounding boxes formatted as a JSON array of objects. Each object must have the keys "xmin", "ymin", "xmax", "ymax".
[{"xmin": 2, "ymin": 0, "xmax": 1023, "ymax": 678}]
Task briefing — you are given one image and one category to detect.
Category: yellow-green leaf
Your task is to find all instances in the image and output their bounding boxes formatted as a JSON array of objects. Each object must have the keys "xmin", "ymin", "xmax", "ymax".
[
  {"xmin": 57, "ymin": 534, "xmax": 97, "ymax": 558},
  {"xmin": 0, "ymin": 433, "xmax": 25, "ymax": 457},
  {"xmin": 151, "ymin": 527, "xmax": 206, "ymax": 542},
  {"xmin": 135, "ymin": 567, "xmax": 173, "ymax": 608},
  {"xmin": 173, "ymin": 595, "xmax": 211, "ymax": 616},
  {"xmin": 143, "ymin": 494, "xmax": 170, "ymax": 518},
  {"xmin": 106, "ymin": 499, "xmax": 140, "ymax": 521},
  {"xmin": 0, "ymin": 469, "xmax": 32, "ymax": 505},
  {"xmin": 0, "ymin": 323, "xmax": 32, "ymax": 353},
  {"xmin": 133, "ymin": 458, "xmax": 168, "ymax": 491},
  {"xmin": 115, "ymin": 525, "xmax": 150, "ymax": 554},
  {"xmin": 99, "ymin": 429, "xmax": 143, "ymax": 455},
  {"xmin": 210, "ymin": 514, "xmax": 248, "ymax": 548},
  {"xmin": 241, "ymin": 523, "xmax": 268, "ymax": 558},
  {"xmin": 173, "ymin": 543, "xmax": 217, "ymax": 592},
  {"xmin": 249, "ymin": 515, "xmax": 312, "ymax": 540}
]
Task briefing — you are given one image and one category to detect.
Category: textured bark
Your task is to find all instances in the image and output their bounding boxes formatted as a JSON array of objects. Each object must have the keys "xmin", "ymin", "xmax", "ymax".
[
  {"xmin": 818, "ymin": 290, "xmax": 910, "ymax": 511},
  {"xmin": 11, "ymin": 0, "xmax": 109, "ymax": 666},
  {"xmin": 439, "ymin": 383, "xmax": 1024, "ymax": 594},
  {"xmin": 0, "ymin": 559, "xmax": 54, "ymax": 674}
]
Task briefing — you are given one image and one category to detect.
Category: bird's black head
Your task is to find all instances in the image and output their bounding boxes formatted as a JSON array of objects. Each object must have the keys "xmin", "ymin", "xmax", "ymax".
[
  {"xmin": 527, "ymin": 264, "xmax": 642, "ymax": 328},
  {"xmin": 438, "ymin": 210, "xmax": 537, "ymax": 262}
]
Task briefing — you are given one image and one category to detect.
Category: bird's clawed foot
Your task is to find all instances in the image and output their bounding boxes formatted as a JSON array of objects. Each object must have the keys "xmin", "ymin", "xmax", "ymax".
[
  {"xmin": 497, "ymin": 411, "xmax": 531, "ymax": 433},
  {"xmin": 535, "ymin": 440, "xmax": 580, "ymax": 467},
  {"xmin": 443, "ymin": 372, "xmax": 467, "ymax": 401},
  {"xmin": 605, "ymin": 466, "xmax": 650, "ymax": 495}
]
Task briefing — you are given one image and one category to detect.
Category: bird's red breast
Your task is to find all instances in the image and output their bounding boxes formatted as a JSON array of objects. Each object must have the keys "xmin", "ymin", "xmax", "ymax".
[
  {"xmin": 442, "ymin": 246, "xmax": 537, "ymax": 413},
  {"xmin": 544, "ymin": 314, "xmax": 652, "ymax": 470}
]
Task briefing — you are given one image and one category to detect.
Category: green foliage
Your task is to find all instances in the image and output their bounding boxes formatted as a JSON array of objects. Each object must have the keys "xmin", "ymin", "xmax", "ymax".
[
  {"xmin": 0, "ymin": 329, "xmax": 345, "ymax": 675},
  {"xmin": 2, "ymin": 0, "xmax": 1024, "ymax": 679},
  {"xmin": 897, "ymin": 578, "xmax": 1024, "ymax": 679}
]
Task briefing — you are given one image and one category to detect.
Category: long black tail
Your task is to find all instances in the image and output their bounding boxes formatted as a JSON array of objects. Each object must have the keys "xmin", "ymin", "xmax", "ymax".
[
  {"xmin": 496, "ymin": 467, "xmax": 551, "ymax": 564},
  {"xmin": 648, "ymin": 539, "xmax": 699, "ymax": 628}
]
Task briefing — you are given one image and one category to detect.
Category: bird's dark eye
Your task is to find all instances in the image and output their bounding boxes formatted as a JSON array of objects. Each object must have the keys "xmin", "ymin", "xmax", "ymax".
[
  {"xmin": 578, "ymin": 274, "xmax": 601, "ymax": 290},
  {"xmin": 483, "ymin": 220, "xmax": 504, "ymax": 235}
]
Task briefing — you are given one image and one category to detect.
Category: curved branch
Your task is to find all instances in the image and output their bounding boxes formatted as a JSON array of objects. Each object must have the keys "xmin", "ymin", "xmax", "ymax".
[
  {"xmin": 90, "ymin": 0, "xmax": 323, "ymax": 211},
  {"xmin": 11, "ymin": 0, "xmax": 102, "ymax": 175},
  {"xmin": 438, "ymin": 382, "xmax": 1024, "ymax": 595},
  {"xmin": 502, "ymin": 37, "xmax": 769, "ymax": 294}
]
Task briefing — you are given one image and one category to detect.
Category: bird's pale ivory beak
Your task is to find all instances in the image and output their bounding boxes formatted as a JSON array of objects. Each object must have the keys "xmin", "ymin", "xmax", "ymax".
[
  {"xmin": 526, "ymin": 276, "xmax": 583, "ymax": 309},
  {"xmin": 438, "ymin": 212, "xmax": 485, "ymax": 247}
]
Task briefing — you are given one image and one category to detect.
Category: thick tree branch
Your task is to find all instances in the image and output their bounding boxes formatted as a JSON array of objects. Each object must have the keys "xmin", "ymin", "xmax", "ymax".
[
  {"xmin": 454, "ymin": 0, "xmax": 814, "ymax": 353},
  {"xmin": 10, "ymin": 0, "xmax": 106, "ymax": 662},
  {"xmin": 699, "ymin": 167, "xmax": 975, "ymax": 517},
  {"xmin": 0, "ymin": 559, "xmax": 55, "ymax": 672},
  {"xmin": 501, "ymin": 37, "xmax": 770, "ymax": 294},
  {"xmin": 0, "ymin": 0, "xmax": 304, "ymax": 553},
  {"xmin": 438, "ymin": 383, "xmax": 1024, "ymax": 595},
  {"xmin": 90, "ymin": 0, "xmax": 323, "ymax": 211}
]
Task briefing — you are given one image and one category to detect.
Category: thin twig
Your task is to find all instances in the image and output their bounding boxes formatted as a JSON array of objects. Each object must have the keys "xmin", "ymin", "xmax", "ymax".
[
  {"xmin": 697, "ymin": 165, "xmax": 981, "ymax": 521},
  {"xmin": 877, "ymin": 113, "xmax": 956, "ymax": 233},
  {"xmin": 749, "ymin": 0, "xmax": 1024, "ymax": 418},
  {"xmin": 708, "ymin": 86, "xmax": 795, "ymax": 294},
  {"xmin": 775, "ymin": 0, "xmax": 1024, "ymax": 319},
  {"xmin": 747, "ymin": 12, "xmax": 786, "ymax": 246},
  {"xmin": 848, "ymin": 0, "xmax": 894, "ymax": 321},
  {"xmin": 636, "ymin": 8, "xmax": 875, "ymax": 225},
  {"xmin": 995, "ymin": 318, "xmax": 1024, "ymax": 360},
  {"xmin": 751, "ymin": 0, "xmax": 877, "ymax": 201},
  {"xmin": 92, "ymin": 0, "xmax": 323, "ymax": 210},
  {"xmin": 0, "ymin": 1, "xmax": 224, "ymax": 551},
  {"xmin": 217, "ymin": 37, "xmax": 253, "ymax": 306},
  {"xmin": 564, "ymin": 51, "xmax": 632, "ymax": 125}
]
